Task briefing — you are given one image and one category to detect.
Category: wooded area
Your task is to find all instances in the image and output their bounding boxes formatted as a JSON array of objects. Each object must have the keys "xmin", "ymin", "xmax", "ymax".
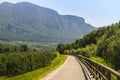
[
  {"xmin": 0, "ymin": 43, "xmax": 58, "ymax": 76},
  {"xmin": 57, "ymin": 22, "xmax": 120, "ymax": 71}
]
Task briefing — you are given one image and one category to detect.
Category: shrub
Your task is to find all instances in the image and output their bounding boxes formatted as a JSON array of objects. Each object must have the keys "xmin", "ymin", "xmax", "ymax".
[{"xmin": 0, "ymin": 51, "xmax": 58, "ymax": 76}]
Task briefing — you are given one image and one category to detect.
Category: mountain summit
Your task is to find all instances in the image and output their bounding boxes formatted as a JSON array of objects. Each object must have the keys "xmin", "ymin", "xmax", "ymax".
[{"xmin": 0, "ymin": 2, "xmax": 96, "ymax": 42}]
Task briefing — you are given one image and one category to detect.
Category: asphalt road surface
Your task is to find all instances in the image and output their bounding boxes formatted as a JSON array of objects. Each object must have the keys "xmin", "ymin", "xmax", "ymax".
[{"xmin": 42, "ymin": 55, "xmax": 86, "ymax": 80}]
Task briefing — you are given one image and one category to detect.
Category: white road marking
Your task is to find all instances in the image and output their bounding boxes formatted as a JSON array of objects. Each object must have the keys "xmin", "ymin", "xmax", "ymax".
[{"xmin": 42, "ymin": 56, "xmax": 70, "ymax": 80}]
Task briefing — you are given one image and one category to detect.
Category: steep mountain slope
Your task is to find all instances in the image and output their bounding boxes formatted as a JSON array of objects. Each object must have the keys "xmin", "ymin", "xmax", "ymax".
[{"xmin": 0, "ymin": 2, "xmax": 96, "ymax": 42}]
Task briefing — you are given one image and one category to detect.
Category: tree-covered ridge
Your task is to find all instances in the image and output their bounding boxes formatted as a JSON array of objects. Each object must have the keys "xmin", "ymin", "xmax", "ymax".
[
  {"xmin": 0, "ymin": 2, "xmax": 95, "ymax": 43},
  {"xmin": 57, "ymin": 21, "xmax": 120, "ymax": 70}
]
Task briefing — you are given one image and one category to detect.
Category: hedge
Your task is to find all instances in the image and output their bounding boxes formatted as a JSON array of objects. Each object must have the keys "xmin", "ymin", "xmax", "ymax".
[{"xmin": 0, "ymin": 51, "xmax": 58, "ymax": 76}]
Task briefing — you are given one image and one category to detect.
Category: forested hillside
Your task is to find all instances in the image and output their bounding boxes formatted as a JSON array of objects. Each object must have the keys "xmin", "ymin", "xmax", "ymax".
[
  {"xmin": 57, "ymin": 21, "xmax": 120, "ymax": 71},
  {"xmin": 0, "ymin": 2, "xmax": 95, "ymax": 43}
]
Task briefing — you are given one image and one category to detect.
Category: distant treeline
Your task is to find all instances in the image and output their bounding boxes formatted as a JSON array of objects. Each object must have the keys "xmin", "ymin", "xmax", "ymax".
[
  {"xmin": 0, "ymin": 51, "xmax": 58, "ymax": 76},
  {"xmin": 0, "ymin": 43, "xmax": 29, "ymax": 53},
  {"xmin": 57, "ymin": 22, "xmax": 120, "ymax": 70}
]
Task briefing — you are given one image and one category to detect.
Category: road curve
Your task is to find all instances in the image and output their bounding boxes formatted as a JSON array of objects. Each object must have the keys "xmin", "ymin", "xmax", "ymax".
[{"xmin": 42, "ymin": 55, "xmax": 86, "ymax": 80}]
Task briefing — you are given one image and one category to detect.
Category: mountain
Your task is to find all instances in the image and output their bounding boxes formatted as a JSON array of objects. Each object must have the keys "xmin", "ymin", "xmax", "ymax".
[{"xmin": 0, "ymin": 2, "xmax": 96, "ymax": 43}]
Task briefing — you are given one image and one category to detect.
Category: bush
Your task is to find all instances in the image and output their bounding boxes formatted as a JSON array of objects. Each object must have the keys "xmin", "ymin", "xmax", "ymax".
[{"xmin": 0, "ymin": 51, "xmax": 58, "ymax": 76}]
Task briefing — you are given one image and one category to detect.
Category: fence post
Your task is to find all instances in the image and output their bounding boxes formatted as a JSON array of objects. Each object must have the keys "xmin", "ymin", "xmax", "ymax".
[{"xmin": 106, "ymin": 71, "xmax": 111, "ymax": 80}]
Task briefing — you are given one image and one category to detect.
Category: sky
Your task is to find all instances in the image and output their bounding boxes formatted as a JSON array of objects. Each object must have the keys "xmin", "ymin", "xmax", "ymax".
[{"xmin": 0, "ymin": 0, "xmax": 120, "ymax": 27}]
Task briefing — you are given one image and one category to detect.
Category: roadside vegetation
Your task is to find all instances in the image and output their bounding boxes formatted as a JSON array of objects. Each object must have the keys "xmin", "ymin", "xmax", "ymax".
[
  {"xmin": 0, "ymin": 40, "xmax": 68, "ymax": 80},
  {"xmin": 0, "ymin": 51, "xmax": 58, "ymax": 77},
  {"xmin": 57, "ymin": 21, "xmax": 120, "ymax": 72},
  {"xmin": 90, "ymin": 57, "xmax": 113, "ymax": 68},
  {"xmin": 0, "ymin": 55, "xmax": 67, "ymax": 80}
]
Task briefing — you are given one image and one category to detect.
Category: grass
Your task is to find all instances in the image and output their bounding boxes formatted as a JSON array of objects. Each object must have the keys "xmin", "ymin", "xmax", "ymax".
[
  {"xmin": 90, "ymin": 56, "xmax": 113, "ymax": 68},
  {"xmin": 90, "ymin": 56, "xmax": 108, "ymax": 66},
  {"xmin": 0, "ymin": 55, "xmax": 67, "ymax": 80}
]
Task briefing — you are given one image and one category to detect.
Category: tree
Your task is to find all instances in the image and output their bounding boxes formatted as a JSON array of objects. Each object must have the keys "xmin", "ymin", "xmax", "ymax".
[
  {"xmin": 20, "ymin": 45, "xmax": 28, "ymax": 52},
  {"xmin": 56, "ymin": 44, "xmax": 65, "ymax": 53}
]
